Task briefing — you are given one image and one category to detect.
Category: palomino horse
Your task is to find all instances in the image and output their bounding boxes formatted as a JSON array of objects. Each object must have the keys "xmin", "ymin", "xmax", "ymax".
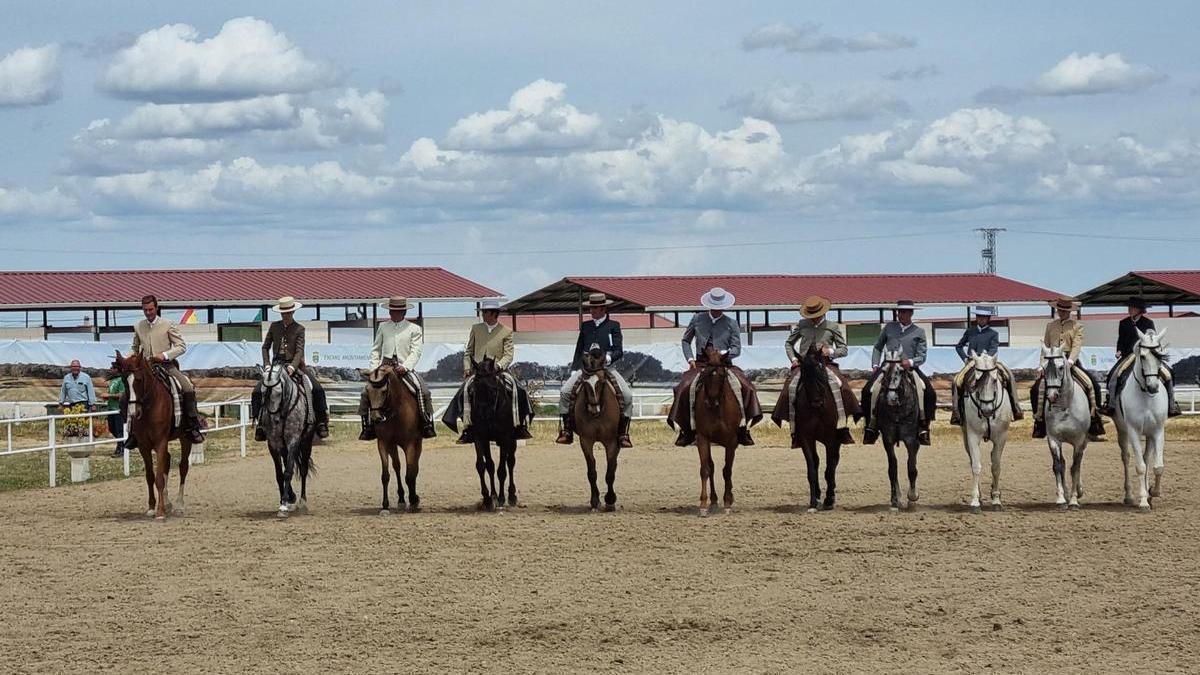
[
  {"xmin": 573, "ymin": 344, "xmax": 623, "ymax": 511},
  {"xmin": 259, "ymin": 362, "xmax": 316, "ymax": 518},
  {"xmin": 776, "ymin": 348, "xmax": 844, "ymax": 513},
  {"xmin": 875, "ymin": 349, "xmax": 923, "ymax": 511},
  {"xmin": 365, "ymin": 362, "xmax": 425, "ymax": 515},
  {"xmin": 1114, "ymin": 329, "xmax": 1170, "ymax": 510},
  {"xmin": 959, "ymin": 351, "xmax": 1014, "ymax": 513},
  {"xmin": 111, "ymin": 350, "xmax": 192, "ymax": 520},
  {"xmin": 1040, "ymin": 345, "xmax": 1092, "ymax": 510},
  {"xmin": 465, "ymin": 357, "xmax": 521, "ymax": 511},
  {"xmin": 692, "ymin": 344, "xmax": 743, "ymax": 516}
]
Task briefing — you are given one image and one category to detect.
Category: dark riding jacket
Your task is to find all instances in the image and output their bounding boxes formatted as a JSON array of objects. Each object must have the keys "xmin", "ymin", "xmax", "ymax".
[
  {"xmin": 263, "ymin": 320, "xmax": 306, "ymax": 369},
  {"xmin": 571, "ymin": 317, "xmax": 624, "ymax": 370},
  {"xmin": 955, "ymin": 325, "xmax": 999, "ymax": 361},
  {"xmin": 1116, "ymin": 315, "xmax": 1155, "ymax": 358}
]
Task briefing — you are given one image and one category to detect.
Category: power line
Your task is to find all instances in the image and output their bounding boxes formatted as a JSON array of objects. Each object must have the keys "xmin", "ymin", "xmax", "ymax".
[{"xmin": 1006, "ymin": 228, "xmax": 1200, "ymax": 243}]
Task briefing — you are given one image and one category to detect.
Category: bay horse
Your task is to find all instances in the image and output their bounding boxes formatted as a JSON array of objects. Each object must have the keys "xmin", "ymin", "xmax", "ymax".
[
  {"xmin": 259, "ymin": 362, "xmax": 316, "ymax": 518},
  {"xmin": 111, "ymin": 350, "xmax": 192, "ymax": 520},
  {"xmin": 777, "ymin": 348, "xmax": 843, "ymax": 513},
  {"xmin": 1039, "ymin": 345, "xmax": 1092, "ymax": 510},
  {"xmin": 466, "ymin": 357, "xmax": 521, "ymax": 511},
  {"xmin": 875, "ymin": 349, "xmax": 923, "ymax": 511},
  {"xmin": 693, "ymin": 344, "xmax": 742, "ymax": 516},
  {"xmin": 959, "ymin": 351, "xmax": 1013, "ymax": 513},
  {"xmin": 1113, "ymin": 329, "xmax": 1170, "ymax": 510},
  {"xmin": 573, "ymin": 344, "xmax": 622, "ymax": 511},
  {"xmin": 365, "ymin": 362, "xmax": 424, "ymax": 515}
]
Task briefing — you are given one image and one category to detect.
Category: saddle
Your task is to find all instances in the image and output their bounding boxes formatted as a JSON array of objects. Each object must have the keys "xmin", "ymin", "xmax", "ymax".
[{"xmin": 124, "ymin": 364, "xmax": 182, "ymax": 429}]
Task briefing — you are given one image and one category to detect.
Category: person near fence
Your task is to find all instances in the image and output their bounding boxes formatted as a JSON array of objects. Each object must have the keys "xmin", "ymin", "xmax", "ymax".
[
  {"xmin": 949, "ymin": 306, "xmax": 1023, "ymax": 425},
  {"xmin": 105, "ymin": 374, "xmax": 126, "ymax": 457},
  {"xmin": 122, "ymin": 294, "xmax": 205, "ymax": 449},
  {"xmin": 860, "ymin": 300, "xmax": 938, "ymax": 446},
  {"xmin": 59, "ymin": 359, "xmax": 96, "ymax": 412},
  {"xmin": 1102, "ymin": 296, "xmax": 1181, "ymax": 418},
  {"xmin": 555, "ymin": 292, "xmax": 634, "ymax": 447},
  {"xmin": 1030, "ymin": 296, "xmax": 1105, "ymax": 440},
  {"xmin": 358, "ymin": 296, "xmax": 437, "ymax": 440},
  {"xmin": 454, "ymin": 299, "xmax": 533, "ymax": 443},
  {"xmin": 251, "ymin": 296, "xmax": 330, "ymax": 441}
]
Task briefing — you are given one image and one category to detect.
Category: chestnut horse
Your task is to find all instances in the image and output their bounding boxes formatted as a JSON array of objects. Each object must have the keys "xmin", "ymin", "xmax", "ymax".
[
  {"xmin": 365, "ymin": 364, "xmax": 424, "ymax": 515},
  {"xmin": 778, "ymin": 348, "xmax": 844, "ymax": 513},
  {"xmin": 692, "ymin": 345, "xmax": 743, "ymax": 516},
  {"xmin": 573, "ymin": 344, "xmax": 622, "ymax": 511},
  {"xmin": 112, "ymin": 350, "xmax": 192, "ymax": 520}
]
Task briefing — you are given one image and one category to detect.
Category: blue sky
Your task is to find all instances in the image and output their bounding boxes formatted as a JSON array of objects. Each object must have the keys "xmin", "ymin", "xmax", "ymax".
[{"xmin": 1, "ymin": 1, "xmax": 1198, "ymax": 301}]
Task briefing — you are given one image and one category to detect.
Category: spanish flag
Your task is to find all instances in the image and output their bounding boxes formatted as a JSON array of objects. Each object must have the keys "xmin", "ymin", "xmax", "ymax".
[{"xmin": 179, "ymin": 308, "xmax": 199, "ymax": 324}]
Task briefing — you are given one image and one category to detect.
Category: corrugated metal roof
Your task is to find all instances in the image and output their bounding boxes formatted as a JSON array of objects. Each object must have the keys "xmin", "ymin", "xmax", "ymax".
[
  {"xmin": 504, "ymin": 273, "xmax": 1063, "ymax": 313},
  {"xmin": 1077, "ymin": 270, "xmax": 1200, "ymax": 306},
  {"xmin": 501, "ymin": 313, "xmax": 677, "ymax": 331},
  {"xmin": 0, "ymin": 267, "xmax": 501, "ymax": 309}
]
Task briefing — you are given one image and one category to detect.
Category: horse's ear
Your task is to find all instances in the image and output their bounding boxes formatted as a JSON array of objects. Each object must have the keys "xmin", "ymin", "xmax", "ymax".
[
  {"xmin": 1156, "ymin": 327, "xmax": 1167, "ymax": 341},
  {"xmin": 1041, "ymin": 345, "xmax": 1050, "ymax": 356},
  {"xmin": 1136, "ymin": 328, "xmax": 1146, "ymax": 341}
]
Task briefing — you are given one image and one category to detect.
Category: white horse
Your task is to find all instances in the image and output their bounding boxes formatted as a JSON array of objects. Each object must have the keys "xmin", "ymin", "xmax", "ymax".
[
  {"xmin": 960, "ymin": 352, "xmax": 1013, "ymax": 513},
  {"xmin": 1041, "ymin": 345, "xmax": 1092, "ymax": 510},
  {"xmin": 1113, "ymin": 329, "xmax": 1170, "ymax": 510}
]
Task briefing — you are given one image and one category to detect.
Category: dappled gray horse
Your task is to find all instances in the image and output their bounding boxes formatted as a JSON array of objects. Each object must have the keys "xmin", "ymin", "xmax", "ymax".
[
  {"xmin": 259, "ymin": 362, "xmax": 316, "ymax": 517},
  {"xmin": 959, "ymin": 352, "xmax": 1014, "ymax": 513},
  {"xmin": 1114, "ymin": 329, "xmax": 1170, "ymax": 510},
  {"xmin": 875, "ymin": 349, "xmax": 923, "ymax": 511}
]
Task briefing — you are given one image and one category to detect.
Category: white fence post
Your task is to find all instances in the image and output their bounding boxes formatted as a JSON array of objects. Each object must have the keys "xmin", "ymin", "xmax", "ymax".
[
  {"xmin": 48, "ymin": 417, "xmax": 57, "ymax": 488},
  {"xmin": 239, "ymin": 402, "xmax": 247, "ymax": 458}
]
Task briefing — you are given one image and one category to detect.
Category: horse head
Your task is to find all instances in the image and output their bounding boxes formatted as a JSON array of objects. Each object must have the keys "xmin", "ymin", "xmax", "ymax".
[
  {"xmin": 699, "ymin": 346, "xmax": 728, "ymax": 410},
  {"xmin": 1135, "ymin": 328, "xmax": 1168, "ymax": 393},
  {"xmin": 582, "ymin": 343, "xmax": 606, "ymax": 373},
  {"xmin": 1042, "ymin": 345, "xmax": 1066, "ymax": 403},
  {"xmin": 111, "ymin": 349, "xmax": 144, "ymax": 375},
  {"xmin": 969, "ymin": 351, "xmax": 1001, "ymax": 417},
  {"xmin": 882, "ymin": 349, "xmax": 907, "ymax": 406},
  {"xmin": 800, "ymin": 347, "xmax": 827, "ymax": 407},
  {"xmin": 474, "ymin": 357, "xmax": 499, "ymax": 378}
]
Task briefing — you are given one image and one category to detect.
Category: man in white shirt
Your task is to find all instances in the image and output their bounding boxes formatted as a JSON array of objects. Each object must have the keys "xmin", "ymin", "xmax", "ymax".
[{"xmin": 358, "ymin": 296, "xmax": 436, "ymax": 440}]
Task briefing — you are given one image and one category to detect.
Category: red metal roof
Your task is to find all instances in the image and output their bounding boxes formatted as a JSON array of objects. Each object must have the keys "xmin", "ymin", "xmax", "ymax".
[
  {"xmin": 558, "ymin": 274, "xmax": 1062, "ymax": 310},
  {"xmin": 0, "ymin": 267, "xmax": 501, "ymax": 309},
  {"xmin": 500, "ymin": 313, "xmax": 677, "ymax": 331},
  {"xmin": 1134, "ymin": 270, "xmax": 1200, "ymax": 298}
]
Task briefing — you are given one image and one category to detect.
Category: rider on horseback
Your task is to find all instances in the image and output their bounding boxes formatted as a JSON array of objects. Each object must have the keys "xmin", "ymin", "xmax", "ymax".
[
  {"xmin": 776, "ymin": 295, "xmax": 861, "ymax": 444},
  {"xmin": 122, "ymin": 294, "xmax": 205, "ymax": 448},
  {"xmin": 1031, "ymin": 297, "xmax": 1106, "ymax": 440},
  {"xmin": 1102, "ymin": 296, "xmax": 1181, "ymax": 419},
  {"xmin": 456, "ymin": 299, "xmax": 533, "ymax": 443},
  {"xmin": 669, "ymin": 287, "xmax": 762, "ymax": 447},
  {"xmin": 949, "ymin": 306, "xmax": 1024, "ymax": 425},
  {"xmin": 555, "ymin": 293, "xmax": 634, "ymax": 448},
  {"xmin": 861, "ymin": 300, "xmax": 937, "ymax": 446},
  {"xmin": 251, "ymin": 297, "xmax": 330, "ymax": 441},
  {"xmin": 358, "ymin": 296, "xmax": 437, "ymax": 440}
]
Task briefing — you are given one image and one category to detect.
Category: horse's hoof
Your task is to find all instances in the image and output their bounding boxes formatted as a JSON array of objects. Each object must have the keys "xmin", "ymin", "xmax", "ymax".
[
  {"xmin": 1057, "ymin": 503, "xmax": 1069, "ymax": 511},
  {"xmin": 145, "ymin": 509, "xmax": 156, "ymax": 518},
  {"xmin": 154, "ymin": 515, "xmax": 166, "ymax": 521},
  {"xmin": 723, "ymin": 507, "xmax": 733, "ymax": 515},
  {"xmin": 991, "ymin": 503, "xmax": 1003, "ymax": 512},
  {"xmin": 297, "ymin": 501, "xmax": 309, "ymax": 515},
  {"xmin": 699, "ymin": 507, "xmax": 710, "ymax": 518},
  {"xmin": 821, "ymin": 502, "xmax": 835, "ymax": 512},
  {"xmin": 1138, "ymin": 503, "xmax": 1152, "ymax": 512},
  {"xmin": 277, "ymin": 509, "xmax": 289, "ymax": 519},
  {"xmin": 1123, "ymin": 496, "xmax": 1135, "ymax": 506},
  {"xmin": 805, "ymin": 507, "xmax": 818, "ymax": 514},
  {"xmin": 1150, "ymin": 487, "xmax": 1161, "ymax": 498},
  {"xmin": 890, "ymin": 506, "xmax": 900, "ymax": 513},
  {"xmin": 407, "ymin": 504, "xmax": 421, "ymax": 514},
  {"xmin": 1068, "ymin": 503, "xmax": 1081, "ymax": 511},
  {"xmin": 969, "ymin": 505, "xmax": 982, "ymax": 514},
  {"xmin": 379, "ymin": 509, "xmax": 390, "ymax": 516}
]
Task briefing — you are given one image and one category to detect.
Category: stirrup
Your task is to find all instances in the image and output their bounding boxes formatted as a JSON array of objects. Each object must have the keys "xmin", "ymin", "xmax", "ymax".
[
  {"xmin": 514, "ymin": 425, "xmax": 533, "ymax": 441},
  {"xmin": 737, "ymin": 427, "xmax": 755, "ymax": 446},
  {"xmin": 316, "ymin": 422, "xmax": 329, "ymax": 439},
  {"xmin": 674, "ymin": 430, "xmax": 694, "ymax": 447},
  {"xmin": 918, "ymin": 429, "xmax": 931, "ymax": 446},
  {"xmin": 862, "ymin": 428, "xmax": 879, "ymax": 445},
  {"xmin": 422, "ymin": 421, "xmax": 437, "ymax": 439}
]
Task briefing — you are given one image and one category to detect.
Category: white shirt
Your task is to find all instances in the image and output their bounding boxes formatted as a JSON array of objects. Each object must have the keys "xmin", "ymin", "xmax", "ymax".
[
  {"xmin": 485, "ymin": 322, "xmax": 499, "ymax": 334},
  {"xmin": 593, "ymin": 317, "xmax": 606, "ymax": 327}
]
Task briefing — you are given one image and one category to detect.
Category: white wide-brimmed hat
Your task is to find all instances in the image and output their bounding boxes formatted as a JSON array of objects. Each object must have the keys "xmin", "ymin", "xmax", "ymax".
[
  {"xmin": 271, "ymin": 296, "xmax": 302, "ymax": 313},
  {"xmin": 894, "ymin": 299, "xmax": 920, "ymax": 311},
  {"xmin": 972, "ymin": 305, "xmax": 995, "ymax": 317},
  {"xmin": 380, "ymin": 295, "xmax": 414, "ymax": 311},
  {"xmin": 700, "ymin": 287, "xmax": 735, "ymax": 311},
  {"xmin": 479, "ymin": 298, "xmax": 505, "ymax": 311}
]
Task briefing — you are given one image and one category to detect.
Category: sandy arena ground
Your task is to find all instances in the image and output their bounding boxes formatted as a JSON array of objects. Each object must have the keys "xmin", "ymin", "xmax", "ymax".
[{"xmin": 2, "ymin": 425, "xmax": 1198, "ymax": 674}]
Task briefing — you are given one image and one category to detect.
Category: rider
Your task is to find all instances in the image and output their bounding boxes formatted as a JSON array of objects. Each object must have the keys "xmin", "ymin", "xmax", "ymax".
[
  {"xmin": 1102, "ymin": 296, "xmax": 1181, "ymax": 418},
  {"xmin": 456, "ymin": 299, "xmax": 533, "ymax": 443},
  {"xmin": 668, "ymin": 287, "xmax": 762, "ymax": 447},
  {"xmin": 252, "ymin": 296, "xmax": 330, "ymax": 441},
  {"xmin": 860, "ymin": 300, "xmax": 937, "ymax": 446},
  {"xmin": 1031, "ymin": 296, "xmax": 1105, "ymax": 440},
  {"xmin": 777, "ymin": 295, "xmax": 861, "ymax": 444},
  {"xmin": 949, "ymin": 306, "xmax": 1024, "ymax": 425},
  {"xmin": 358, "ymin": 296, "xmax": 437, "ymax": 440},
  {"xmin": 123, "ymin": 294, "xmax": 205, "ymax": 448},
  {"xmin": 555, "ymin": 293, "xmax": 634, "ymax": 448}
]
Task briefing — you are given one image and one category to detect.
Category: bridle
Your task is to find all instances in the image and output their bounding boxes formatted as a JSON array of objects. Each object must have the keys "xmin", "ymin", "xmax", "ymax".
[{"xmin": 968, "ymin": 359, "xmax": 1002, "ymax": 420}]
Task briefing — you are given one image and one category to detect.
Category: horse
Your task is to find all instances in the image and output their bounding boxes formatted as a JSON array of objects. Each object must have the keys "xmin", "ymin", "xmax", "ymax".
[
  {"xmin": 365, "ymin": 363, "xmax": 424, "ymax": 515},
  {"xmin": 1039, "ymin": 345, "xmax": 1092, "ymax": 510},
  {"xmin": 259, "ymin": 362, "xmax": 316, "ymax": 518},
  {"xmin": 572, "ymin": 344, "xmax": 623, "ymax": 511},
  {"xmin": 875, "ymin": 349, "xmax": 922, "ymax": 511},
  {"xmin": 692, "ymin": 344, "xmax": 743, "ymax": 517},
  {"xmin": 780, "ymin": 347, "xmax": 844, "ymax": 513},
  {"xmin": 1113, "ymin": 329, "xmax": 1170, "ymax": 510},
  {"xmin": 111, "ymin": 350, "xmax": 192, "ymax": 520},
  {"xmin": 467, "ymin": 357, "xmax": 521, "ymax": 511},
  {"xmin": 959, "ymin": 351, "xmax": 1013, "ymax": 513}
]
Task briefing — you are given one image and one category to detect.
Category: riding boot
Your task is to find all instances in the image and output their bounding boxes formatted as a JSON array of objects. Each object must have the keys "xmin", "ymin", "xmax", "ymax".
[
  {"xmin": 1101, "ymin": 402, "xmax": 1117, "ymax": 418},
  {"xmin": 457, "ymin": 426, "xmax": 475, "ymax": 444},
  {"xmin": 862, "ymin": 427, "xmax": 879, "ymax": 445},
  {"xmin": 123, "ymin": 432, "xmax": 138, "ymax": 451},
  {"xmin": 111, "ymin": 441, "xmax": 125, "ymax": 458},
  {"xmin": 737, "ymin": 426, "xmax": 755, "ymax": 446},
  {"xmin": 421, "ymin": 417, "xmax": 437, "ymax": 439},
  {"xmin": 1007, "ymin": 380, "xmax": 1025, "ymax": 420},
  {"xmin": 251, "ymin": 388, "xmax": 266, "ymax": 441},
  {"xmin": 1032, "ymin": 419, "xmax": 1047, "ymax": 439},
  {"xmin": 918, "ymin": 421, "xmax": 931, "ymax": 446},
  {"xmin": 255, "ymin": 425, "xmax": 268, "ymax": 442},
  {"xmin": 182, "ymin": 391, "xmax": 206, "ymax": 444},
  {"xmin": 674, "ymin": 428, "xmax": 695, "ymax": 447},
  {"xmin": 618, "ymin": 416, "xmax": 633, "ymax": 448},
  {"xmin": 514, "ymin": 425, "xmax": 533, "ymax": 441},
  {"xmin": 555, "ymin": 414, "xmax": 574, "ymax": 445},
  {"xmin": 836, "ymin": 427, "xmax": 855, "ymax": 445},
  {"xmin": 1167, "ymin": 381, "xmax": 1182, "ymax": 417},
  {"xmin": 1088, "ymin": 414, "xmax": 1106, "ymax": 440},
  {"xmin": 949, "ymin": 385, "xmax": 962, "ymax": 426},
  {"xmin": 358, "ymin": 414, "xmax": 376, "ymax": 441}
]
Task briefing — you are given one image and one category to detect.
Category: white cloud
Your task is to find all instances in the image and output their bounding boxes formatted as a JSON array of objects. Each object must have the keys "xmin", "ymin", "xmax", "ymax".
[
  {"xmin": 882, "ymin": 64, "xmax": 940, "ymax": 81},
  {"xmin": 114, "ymin": 95, "xmax": 296, "ymax": 137},
  {"xmin": 444, "ymin": 79, "xmax": 602, "ymax": 152},
  {"xmin": 0, "ymin": 44, "xmax": 61, "ymax": 106},
  {"xmin": 723, "ymin": 82, "xmax": 909, "ymax": 123},
  {"xmin": 904, "ymin": 108, "xmax": 1058, "ymax": 167},
  {"xmin": 0, "ymin": 185, "xmax": 79, "ymax": 220},
  {"xmin": 90, "ymin": 166, "xmax": 224, "ymax": 213},
  {"xmin": 1032, "ymin": 52, "xmax": 1164, "ymax": 96},
  {"xmin": 102, "ymin": 17, "xmax": 337, "ymax": 101},
  {"xmin": 741, "ymin": 22, "xmax": 915, "ymax": 54}
]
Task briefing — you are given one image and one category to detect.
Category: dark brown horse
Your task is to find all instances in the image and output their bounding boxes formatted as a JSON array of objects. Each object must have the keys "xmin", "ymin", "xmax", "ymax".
[
  {"xmin": 112, "ymin": 350, "xmax": 192, "ymax": 520},
  {"xmin": 775, "ymin": 348, "xmax": 844, "ymax": 512},
  {"xmin": 466, "ymin": 357, "xmax": 521, "ymax": 511},
  {"xmin": 365, "ymin": 364, "xmax": 424, "ymax": 515},
  {"xmin": 693, "ymin": 345, "xmax": 743, "ymax": 516},
  {"xmin": 573, "ymin": 344, "xmax": 622, "ymax": 511}
]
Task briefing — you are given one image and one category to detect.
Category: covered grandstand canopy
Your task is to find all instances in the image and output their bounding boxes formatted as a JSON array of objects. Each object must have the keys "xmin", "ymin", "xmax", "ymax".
[
  {"xmin": 504, "ymin": 273, "xmax": 1064, "ymax": 314},
  {"xmin": 1076, "ymin": 270, "xmax": 1200, "ymax": 312}
]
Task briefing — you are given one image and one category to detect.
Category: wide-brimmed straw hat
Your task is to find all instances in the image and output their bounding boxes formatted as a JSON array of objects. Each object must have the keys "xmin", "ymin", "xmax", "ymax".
[
  {"xmin": 700, "ymin": 287, "xmax": 735, "ymax": 311},
  {"xmin": 583, "ymin": 292, "xmax": 614, "ymax": 307},
  {"xmin": 271, "ymin": 296, "xmax": 302, "ymax": 313},
  {"xmin": 894, "ymin": 299, "xmax": 920, "ymax": 311},
  {"xmin": 1050, "ymin": 296, "xmax": 1077, "ymax": 311},
  {"xmin": 800, "ymin": 295, "xmax": 831, "ymax": 319},
  {"xmin": 380, "ymin": 295, "xmax": 414, "ymax": 311}
]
